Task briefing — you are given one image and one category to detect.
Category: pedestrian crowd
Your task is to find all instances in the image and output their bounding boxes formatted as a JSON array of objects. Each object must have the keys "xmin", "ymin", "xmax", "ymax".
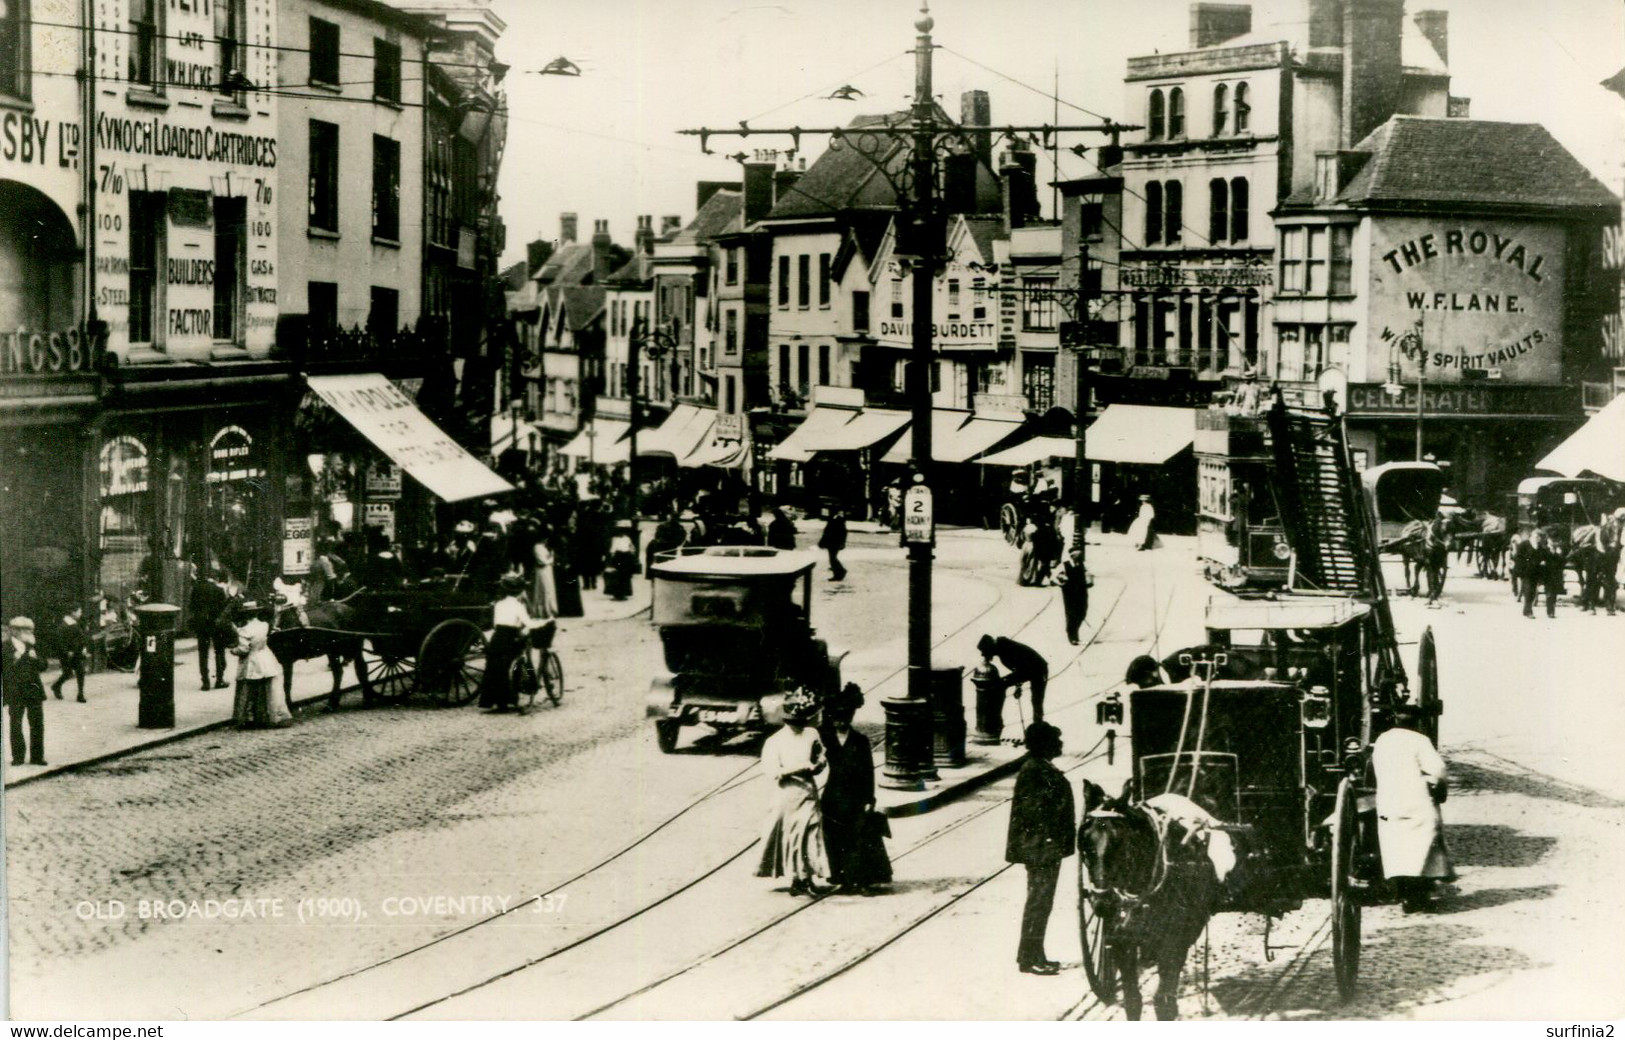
[{"xmin": 1510, "ymin": 508, "xmax": 1624, "ymax": 619}]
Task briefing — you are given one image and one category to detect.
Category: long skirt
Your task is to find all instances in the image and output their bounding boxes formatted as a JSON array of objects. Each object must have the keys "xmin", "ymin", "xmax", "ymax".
[
  {"xmin": 756, "ymin": 777, "xmax": 830, "ymax": 883},
  {"xmin": 824, "ymin": 810, "xmax": 892, "ymax": 887},
  {"xmin": 477, "ymin": 627, "xmax": 525, "ymax": 710},
  {"xmin": 603, "ymin": 551, "xmax": 636, "ymax": 600},
  {"xmin": 1019, "ymin": 543, "xmax": 1048, "ymax": 587},
  {"xmin": 235, "ymin": 678, "xmax": 292, "ymax": 728}
]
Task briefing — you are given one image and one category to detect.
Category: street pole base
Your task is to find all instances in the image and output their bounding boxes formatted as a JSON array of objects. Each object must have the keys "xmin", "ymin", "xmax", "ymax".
[{"xmin": 880, "ymin": 696, "xmax": 938, "ymax": 790}]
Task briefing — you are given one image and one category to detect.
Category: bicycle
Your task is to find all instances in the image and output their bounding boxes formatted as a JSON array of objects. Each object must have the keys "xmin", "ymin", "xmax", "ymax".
[{"xmin": 508, "ymin": 619, "xmax": 564, "ymax": 712}]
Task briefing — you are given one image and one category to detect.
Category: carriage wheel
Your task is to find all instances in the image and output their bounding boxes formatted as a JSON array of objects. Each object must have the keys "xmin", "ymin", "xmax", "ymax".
[
  {"xmin": 417, "ymin": 619, "xmax": 487, "ymax": 706},
  {"xmin": 1001, "ymin": 503, "xmax": 1022, "ymax": 547},
  {"xmin": 1418, "ymin": 626, "xmax": 1441, "ymax": 747},
  {"xmin": 357, "ymin": 641, "xmax": 414, "ymax": 703},
  {"xmin": 1078, "ymin": 861, "xmax": 1119, "ymax": 1005},
  {"xmin": 542, "ymin": 651, "xmax": 564, "ymax": 707},
  {"xmin": 1331, "ymin": 776, "xmax": 1362, "ymax": 1002}
]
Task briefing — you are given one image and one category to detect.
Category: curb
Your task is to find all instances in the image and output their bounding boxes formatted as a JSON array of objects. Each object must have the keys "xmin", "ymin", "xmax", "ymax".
[{"xmin": 883, "ymin": 752, "xmax": 1027, "ymax": 819}]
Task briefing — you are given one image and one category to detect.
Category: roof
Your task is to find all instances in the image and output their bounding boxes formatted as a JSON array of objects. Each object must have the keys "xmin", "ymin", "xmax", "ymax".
[
  {"xmin": 1326, "ymin": 117, "xmax": 1619, "ymax": 215},
  {"xmin": 959, "ymin": 217, "xmax": 1004, "ymax": 266},
  {"xmin": 534, "ymin": 242, "xmax": 597, "ymax": 285},
  {"xmin": 651, "ymin": 547, "xmax": 820, "ymax": 580},
  {"xmin": 604, "ymin": 251, "xmax": 654, "ymax": 287},
  {"xmin": 500, "ymin": 260, "xmax": 529, "ymax": 292},
  {"xmin": 766, "ymin": 109, "xmax": 1003, "ymax": 220},
  {"xmin": 671, "ymin": 189, "xmax": 743, "ymax": 247}
]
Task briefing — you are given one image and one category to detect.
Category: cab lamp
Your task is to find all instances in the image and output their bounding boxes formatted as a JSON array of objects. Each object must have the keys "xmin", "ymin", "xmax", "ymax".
[
  {"xmin": 1301, "ymin": 684, "xmax": 1332, "ymax": 729},
  {"xmin": 1097, "ymin": 694, "xmax": 1124, "ymax": 726}
]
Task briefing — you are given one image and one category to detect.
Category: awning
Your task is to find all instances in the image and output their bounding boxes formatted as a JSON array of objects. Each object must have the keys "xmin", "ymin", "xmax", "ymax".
[
  {"xmin": 768, "ymin": 406, "xmax": 861, "ymax": 462},
  {"xmin": 682, "ymin": 433, "xmax": 749, "ymax": 469},
  {"xmin": 1536, "ymin": 395, "xmax": 1625, "ymax": 483},
  {"xmin": 881, "ymin": 410, "xmax": 968, "ymax": 464},
  {"xmin": 816, "ymin": 408, "xmax": 911, "ymax": 452},
  {"xmin": 881, "ymin": 411, "xmax": 1028, "ymax": 464},
  {"xmin": 561, "ymin": 418, "xmax": 631, "ymax": 465},
  {"xmin": 1082, "ymin": 404, "xmax": 1196, "ymax": 465},
  {"xmin": 306, "ymin": 374, "xmax": 512, "ymax": 503},
  {"xmin": 979, "ymin": 435, "xmax": 1076, "ymax": 467},
  {"xmin": 490, "ymin": 414, "xmax": 541, "ymax": 455},
  {"xmin": 636, "ymin": 404, "xmax": 714, "ymax": 460}
]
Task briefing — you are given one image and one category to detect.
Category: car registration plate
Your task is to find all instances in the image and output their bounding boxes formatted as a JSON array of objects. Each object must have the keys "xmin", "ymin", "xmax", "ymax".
[{"xmin": 698, "ymin": 708, "xmax": 736, "ymax": 724}]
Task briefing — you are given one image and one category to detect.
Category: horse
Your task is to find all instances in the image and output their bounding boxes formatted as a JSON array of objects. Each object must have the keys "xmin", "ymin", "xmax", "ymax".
[
  {"xmin": 265, "ymin": 589, "xmax": 368, "ymax": 708},
  {"xmin": 1380, "ymin": 517, "xmax": 1450, "ymax": 602},
  {"xmin": 1568, "ymin": 520, "xmax": 1621, "ymax": 612},
  {"xmin": 1441, "ymin": 509, "xmax": 1509, "ymax": 578},
  {"xmin": 1077, "ymin": 779, "xmax": 1224, "ymax": 1021}
]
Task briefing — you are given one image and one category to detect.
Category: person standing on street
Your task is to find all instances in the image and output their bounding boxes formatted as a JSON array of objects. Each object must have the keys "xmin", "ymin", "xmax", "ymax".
[
  {"xmin": 1372, "ymin": 702, "xmax": 1455, "ymax": 913},
  {"xmin": 818, "ymin": 684, "xmax": 891, "ymax": 893},
  {"xmin": 1514, "ymin": 527, "xmax": 1562, "ymax": 618},
  {"xmin": 818, "ymin": 508, "xmax": 848, "ymax": 581},
  {"xmin": 1056, "ymin": 552, "xmax": 1092, "ymax": 646},
  {"xmin": 1005, "ymin": 722, "xmax": 1073, "ymax": 974},
  {"xmin": 756, "ymin": 688, "xmax": 831, "ymax": 897},
  {"xmin": 478, "ymin": 575, "xmax": 538, "ymax": 713},
  {"xmin": 231, "ymin": 602, "xmax": 290, "ymax": 729},
  {"xmin": 1127, "ymin": 493, "xmax": 1157, "ymax": 551},
  {"xmin": 768, "ymin": 507, "xmax": 798, "ymax": 551},
  {"xmin": 190, "ymin": 564, "xmax": 230, "ymax": 691},
  {"xmin": 4, "ymin": 617, "xmax": 49, "ymax": 766},
  {"xmin": 51, "ymin": 606, "xmax": 87, "ymax": 703},
  {"xmin": 977, "ymin": 634, "xmax": 1050, "ymax": 724}
]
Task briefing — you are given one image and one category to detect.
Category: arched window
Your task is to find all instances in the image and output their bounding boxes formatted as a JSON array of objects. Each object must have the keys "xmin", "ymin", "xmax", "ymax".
[
  {"xmin": 1234, "ymin": 82, "xmax": 1251, "ymax": 133},
  {"xmin": 1147, "ymin": 89, "xmax": 1165, "ymax": 140},
  {"xmin": 1209, "ymin": 178, "xmax": 1229, "ymax": 243},
  {"xmin": 1144, "ymin": 180, "xmax": 1163, "ymax": 245},
  {"xmin": 1164, "ymin": 181, "xmax": 1183, "ymax": 244},
  {"xmin": 1230, "ymin": 177, "xmax": 1250, "ymax": 242},
  {"xmin": 1168, "ymin": 87, "xmax": 1185, "ymax": 138},
  {"xmin": 1213, "ymin": 83, "xmax": 1229, "ymax": 136}
]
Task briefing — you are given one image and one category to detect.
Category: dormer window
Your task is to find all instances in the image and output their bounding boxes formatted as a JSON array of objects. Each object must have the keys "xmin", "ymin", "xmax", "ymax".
[
  {"xmin": 1213, "ymin": 83, "xmax": 1229, "ymax": 136},
  {"xmin": 1148, "ymin": 89, "xmax": 1166, "ymax": 140}
]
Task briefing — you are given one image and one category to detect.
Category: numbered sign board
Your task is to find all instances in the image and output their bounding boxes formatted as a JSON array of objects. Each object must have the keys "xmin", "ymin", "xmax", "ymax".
[{"xmin": 903, "ymin": 485, "xmax": 934, "ymax": 545}]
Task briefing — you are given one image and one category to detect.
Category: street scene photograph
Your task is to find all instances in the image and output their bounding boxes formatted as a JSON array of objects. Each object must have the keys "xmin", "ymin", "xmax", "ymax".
[{"xmin": 3, "ymin": 0, "xmax": 1625, "ymax": 1026}]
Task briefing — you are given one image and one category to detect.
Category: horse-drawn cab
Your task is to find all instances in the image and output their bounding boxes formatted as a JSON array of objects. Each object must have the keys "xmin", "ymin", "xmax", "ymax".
[
  {"xmin": 646, "ymin": 547, "xmax": 843, "ymax": 754},
  {"xmin": 1511, "ymin": 477, "xmax": 1620, "ymax": 536},
  {"xmin": 1362, "ymin": 462, "xmax": 1446, "ymax": 544}
]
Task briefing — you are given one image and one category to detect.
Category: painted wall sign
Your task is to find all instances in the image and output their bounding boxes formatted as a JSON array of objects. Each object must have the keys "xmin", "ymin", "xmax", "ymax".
[
  {"xmin": 876, "ymin": 320, "xmax": 997, "ymax": 352},
  {"xmin": 1367, "ymin": 218, "xmax": 1565, "ymax": 384},
  {"xmin": 1121, "ymin": 262, "xmax": 1273, "ymax": 288},
  {"xmin": 1344, "ymin": 382, "xmax": 1574, "ymax": 418},
  {"xmin": 94, "ymin": 115, "xmax": 277, "ymax": 168},
  {"xmin": 0, "ymin": 325, "xmax": 107, "ymax": 376}
]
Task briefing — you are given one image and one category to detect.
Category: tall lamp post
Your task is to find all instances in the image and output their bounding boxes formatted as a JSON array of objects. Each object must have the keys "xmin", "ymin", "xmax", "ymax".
[
  {"xmin": 627, "ymin": 317, "xmax": 679, "ymax": 520},
  {"xmin": 681, "ymin": 3, "xmax": 1132, "ymax": 787}
]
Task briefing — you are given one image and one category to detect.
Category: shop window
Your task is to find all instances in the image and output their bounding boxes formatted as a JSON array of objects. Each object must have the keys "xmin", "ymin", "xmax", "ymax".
[
  {"xmin": 1234, "ymin": 82, "xmax": 1251, "ymax": 132},
  {"xmin": 1022, "ymin": 277, "xmax": 1056, "ymax": 331},
  {"xmin": 777, "ymin": 255, "xmax": 790, "ymax": 306},
  {"xmin": 1144, "ymin": 181, "xmax": 1163, "ymax": 244},
  {"xmin": 972, "ymin": 278, "xmax": 987, "ymax": 319},
  {"xmin": 797, "ymin": 254, "xmax": 810, "ymax": 308},
  {"xmin": 309, "ymin": 17, "xmax": 340, "ymax": 87},
  {"xmin": 369, "ymin": 287, "xmax": 398, "ymax": 340},
  {"xmin": 818, "ymin": 253, "xmax": 831, "ymax": 307},
  {"xmin": 1229, "ymin": 177, "xmax": 1249, "ymax": 242},
  {"xmin": 216, "ymin": 0, "xmax": 246, "ymax": 97},
  {"xmin": 308, "ymin": 281, "xmax": 337, "ymax": 332},
  {"xmin": 374, "ymin": 38, "xmax": 402, "ymax": 104},
  {"xmin": 725, "ymin": 308, "xmax": 738, "ymax": 356},
  {"xmin": 98, "ymin": 435, "xmax": 152, "ymax": 604},
  {"xmin": 1167, "ymin": 87, "xmax": 1185, "ymax": 138},
  {"xmin": 1147, "ymin": 89, "xmax": 1165, "ymax": 140},
  {"xmin": 1209, "ymin": 179, "xmax": 1229, "ymax": 244},
  {"xmin": 0, "ymin": 0, "xmax": 27, "ymax": 101},
  {"xmin": 818, "ymin": 343, "xmax": 830, "ymax": 386},
  {"xmin": 1279, "ymin": 228, "xmax": 1304, "ymax": 292},
  {"xmin": 1023, "ymin": 352, "xmax": 1055, "ymax": 411},
  {"xmin": 852, "ymin": 290, "xmax": 870, "ymax": 332},
  {"xmin": 1212, "ymin": 83, "xmax": 1228, "ymax": 136},
  {"xmin": 1330, "ymin": 225, "xmax": 1353, "ymax": 294},
  {"xmin": 308, "ymin": 120, "xmax": 339, "ymax": 233},
  {"xmin": 372, "ymin": 135, "xmax": 401, "ymax": 242},
  {"xmin": 212, "ymin": 197, "xmax": 245, "ymax": 346},
  {"xmin": 127, "ymin": 192, "xmax": 165, "ymax": 348},
  {"xmin": 128, "ymin": 0, "xmax": 161, "ymax": 90}
]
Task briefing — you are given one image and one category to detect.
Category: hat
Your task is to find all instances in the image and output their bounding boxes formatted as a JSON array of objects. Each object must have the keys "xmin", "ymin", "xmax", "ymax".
[
  {"xmin": 7, "ymin": 617, "xmax": 34, "ymax": 630},
  {"xmin": 454, "ymin": 520, "xmax": 476, "ymax": 535},
  {"xmin": 1391, "ymin": 700, "xmax": 1424, "ymax": 722},
  {"xmin": 500, "ymin": 574, "xmax": 527, "ymax": 593},
  {"xmin": 782, "ymin": 687, "xmax": 819, "ymax": 723},
  {"xmin": 1024, "ymin": 721, "xmax": 1062, "ymax": 756},
  {"xmin": 1139, "ymin": 494, "xmax": 1152, "ymax": 502},
  {"xmin": 827, "ymin": 682, "xmax": 865, "ymax": 716},
  {"xmin": 976, "ymin": 634, "xmax": 996, "ymax": 656}
]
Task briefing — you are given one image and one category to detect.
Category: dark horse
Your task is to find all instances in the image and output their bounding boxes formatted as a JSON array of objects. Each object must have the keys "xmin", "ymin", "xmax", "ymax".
[
  {"xmin": 266, "ymin": 591, "xmax": 369, "ymax": 708},
  {"xmin": 1077, "ymin": 779, "xmax": 1223, "ymax": 1021},
  {"xmin": 1380, "ymin": 517, "xmax": 1450, "ymax": 603},
  {"xmin": 1444, "ymin": 509, "xmax": 1510, "ymax": 579}
]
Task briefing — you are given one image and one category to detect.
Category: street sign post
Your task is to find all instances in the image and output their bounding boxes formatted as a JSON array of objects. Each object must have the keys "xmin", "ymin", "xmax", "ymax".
[{"xmin": 903, "ymin": 485, "xmax": 934, "ymax": 545}]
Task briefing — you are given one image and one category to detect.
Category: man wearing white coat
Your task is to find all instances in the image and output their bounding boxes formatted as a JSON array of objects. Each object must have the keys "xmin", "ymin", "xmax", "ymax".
[{"xmin": 1372, "ymin": 701, "xmax": 1455, "ymax": 912}]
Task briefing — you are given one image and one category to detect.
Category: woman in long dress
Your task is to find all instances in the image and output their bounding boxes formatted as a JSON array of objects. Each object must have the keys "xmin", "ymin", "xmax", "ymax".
[
  {"xmin": 232, "ymin": 602, "xmax": 290, "ymax": 728},
  {"xmin": 819, "ymin": 684, "xmax": 891, "ymax": 893},
  {"xmin": 1127, "ymin": 493, "xmax": 1158, "ymax": 551},
  {"xmin": 529, "ymin": 528, "xmax": 559, "ymax": 619},
  {"xmin": 756, "ymin": 689, "xmax": 831, "ymax": 896}
]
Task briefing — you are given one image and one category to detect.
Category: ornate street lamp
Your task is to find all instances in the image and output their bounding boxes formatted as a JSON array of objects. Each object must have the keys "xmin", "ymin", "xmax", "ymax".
[{"xmin": 627, "ymin": 317, "xmax": 679, "ymax": 519}]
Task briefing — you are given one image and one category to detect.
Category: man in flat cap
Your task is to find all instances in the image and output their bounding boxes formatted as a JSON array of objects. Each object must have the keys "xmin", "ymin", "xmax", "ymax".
[{"xmin": 4, "ymin": 617, "xmax": 50, "ymax": 766}]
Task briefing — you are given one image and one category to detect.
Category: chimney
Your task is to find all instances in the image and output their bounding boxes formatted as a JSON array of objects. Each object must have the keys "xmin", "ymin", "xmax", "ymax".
[
  {"xmin": 526, "ymin": 238, "xmax": 553, "ymax": 276},
  {"xmin": 1308, "ymin": 0, "xmax": 1342, "ymax": 48},
  {"xmin": 774, "ymin": 165, "xmax": 803, "ymax": 208},
  {"xmin": 1341, "ymin": 0, "xmax": 1404, "ymax": 148},
  {"xmin": 1189, "ymin": 3, "xmax": 1253, "ymax": 48},
  {"xmin": 634, "ymin": 215, "xmax": 654, "ymax": 255},
  {"xmin": 743, "ymin": 160, "xmax": 775, "ymax": 225},
  {"xmin": 696, "ymin": 180, "xmax": 740, "ymax": 212},
  {"xmin": 661, "ymin": 215, "xmax": 683, "ymax": 237},
  {"xmin": 591, "ymin": 218, "xmax": 612, "ymax": 279},
  {"xmin": 1414, "ymin": 9, "xmax": 1448, "ymax": 65},
  {"xmin": 960, "ymin": 90, "xmax": 992, "ymax": 168},
  {"xmin": 944, "ymin": 152, "xmax": 978, "ymax": 215},
  {"xmin": 999, "ymin": 141, "xmax": 1040, "ymax": 234},
  {"xmin": 559, "ymin": 212, "xmax": 578, "ymax": 244}
]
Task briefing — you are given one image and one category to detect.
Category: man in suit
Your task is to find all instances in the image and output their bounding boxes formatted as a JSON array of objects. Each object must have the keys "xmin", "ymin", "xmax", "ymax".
[
  {"xmin": 1005, "ymin": 722, "xmax": 1073, "ymax": 975},
  {"xmin": 190, "ymin": 565, "xmax": 230, "ymax": 690},
  {"xmin": 978, "ymin": 634, "xmax": 1051, "ymax": 723},
  {"xmin": 1514, "ymin": 528, "xmax": 1562, "ymax": 619},
  {"xmin": 4, "ymin": 617, "xmax": 50, "ymax": 766}
]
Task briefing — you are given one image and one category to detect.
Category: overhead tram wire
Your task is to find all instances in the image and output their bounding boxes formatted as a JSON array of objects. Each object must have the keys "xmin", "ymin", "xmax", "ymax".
[
  {"xmin": 740, "ymin": 47, "xmax": 916, "ymax": 125},
  {"xmin": 937, "ymin": 44, "xmax": 1115, "ymax": 123}
]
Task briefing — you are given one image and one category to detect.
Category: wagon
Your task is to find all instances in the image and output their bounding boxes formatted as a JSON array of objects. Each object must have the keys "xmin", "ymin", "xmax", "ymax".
[
  {"xmin": 1361, "ymin": 461, "xmax": 1446, "ymax": 545},
  {"xmin": 645, "ymin": 546, "xmax": 843, "ymax": 753},
  {"xmin": 266, "ymin": 580, "xmax": 492, "ymax": 706}
]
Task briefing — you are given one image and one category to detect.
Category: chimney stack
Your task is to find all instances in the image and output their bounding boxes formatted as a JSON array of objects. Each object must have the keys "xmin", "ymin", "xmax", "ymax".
[
  {"xmin": 1341, "ymin": 0, "xmax": 1404, "ymax": 148},
  {"xmin": 526, "ymin": 238, "xmax": 554, "ymax": 276},
  {"xmin": 591, "ymin": 218, "xmax": 612, "ymax": 279},
  {"xmin": 1414, "ymin": 9, "xmax": 1448, "ymax": 65},
  {"xmin": 661, "ymin": 215, "xmax": 683, "ymax": 237},
  {"xmin": 999, "ymin": 141, "xmax": 1040, "ymax": 234},
  {"xmin": 774, "ymin": 165, "xmax": 803, "ymax": 208},
  {"xmin": 1189, "ymin": 3, "xmax": 1253, "ymax": 49},
  {"xmin": 960, "ymin": 90, "xmax": 992, "ymax": 169},
  {"xmin": 635, "ymin": 215, "xmax": 654, "ymax": 255},
  {"xmin": 743, "ymin": 159, "xmax": 776, "ymax": 225},
  {"xmin": 1308, "ymin": 0, "xmax": 1342, "ymax": 48},
  {"xmin": 559, "ymin": 212, "xmax": 578, "ymax": 244}
]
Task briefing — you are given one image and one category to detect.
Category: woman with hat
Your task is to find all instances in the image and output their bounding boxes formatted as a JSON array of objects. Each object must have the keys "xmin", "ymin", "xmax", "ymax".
[
  {"xmin": 818, "ymin": 684, "xmax": 891, "ymax": 893},
  {"xmin": 478, "ymin": 575, "xmax": 539, "ymax": 713},
  {"xmin": 603, "ymin": 520, "xmax": 638, "ymax": 601},
  {"xmin": 756, "ymin": 687, "xmax": 831, "ymax": 896},
  {"xmin": 231, "ymin": 601, "xmax": 290, "ymax": 728},
  {"xmin": 1372, "ymin": 700, "xmax": 1454, "ymax": 912},
  {"xmin": 1127, "ymin": 493, "xmax": 1158, "ymax": 551}
]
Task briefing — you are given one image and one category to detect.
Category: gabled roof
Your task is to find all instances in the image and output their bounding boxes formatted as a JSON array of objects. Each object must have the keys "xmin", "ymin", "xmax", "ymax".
[
  {"xmin": 500, "ymin": 259, "xmax": 530, "ymax": 291},
  {"xmin": 534, "ymin": 242, "xmax": 598, "ymax": 286},
  {"xmin": 538, "ymin": 284, "xmax": 605, "ymax": 339},
  {"xmin": 604, "ymin": 252, "xmax": 655, "ymax": 288},
  {"xmin": 670, "ymin": 189, "xmax": 743, "ymax": 247},
  {"xmin": 1322, "ymin": 116, "xmax": 1619, "ymax": 215},
  {"xmin": 958, "ymin": 216, "xmax": 1004, "ymax": 265},
  {"xmin": 765, "ymin": 109, "xmax": 1003, "ymax": 220}
]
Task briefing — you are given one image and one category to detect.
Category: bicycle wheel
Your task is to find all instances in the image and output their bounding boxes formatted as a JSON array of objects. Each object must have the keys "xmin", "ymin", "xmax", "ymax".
[
  {"xmin": 508, "ymin": 655, "xmax": 539, "ymax": 711},
  {"xmin": 542, "ymin": 651, "xmax": 564, "ymax": 706},
  {"xmin": 106, "ymin": 634, "xmax": 139, "ymax": 673}
]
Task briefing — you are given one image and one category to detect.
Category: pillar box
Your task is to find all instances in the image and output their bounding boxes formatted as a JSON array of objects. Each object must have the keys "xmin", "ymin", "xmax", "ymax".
[
  {"xmin": 970, "ymin": 660, "xmax": 1004, "ymax": 744},
  {"xmin": 929, "ymin": 666, "xmax": 966, "ymax": 767},
  {"xmin": 134, "ymin": 603, "xmax": 182, "ymax": 729}
]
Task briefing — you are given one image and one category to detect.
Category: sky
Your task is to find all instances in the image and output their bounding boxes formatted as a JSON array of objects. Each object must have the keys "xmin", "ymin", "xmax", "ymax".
[{"xmin": 490, "ymin": 0, "xmax": 1625, "ymax": 269}]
